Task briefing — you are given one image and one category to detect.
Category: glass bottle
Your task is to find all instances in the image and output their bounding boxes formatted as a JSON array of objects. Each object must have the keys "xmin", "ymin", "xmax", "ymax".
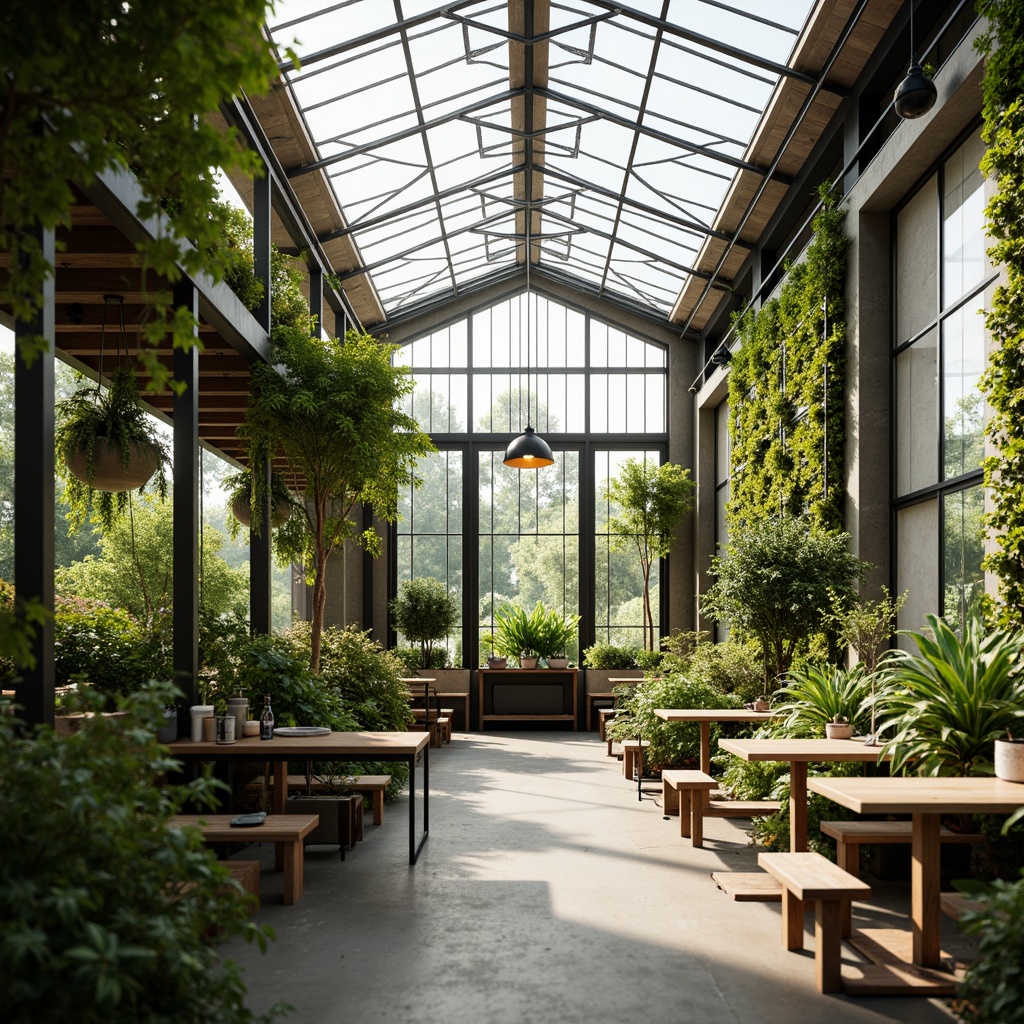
[{"xmin": 260, "ymin": 694, "xmax": 275, "ymax": 740}]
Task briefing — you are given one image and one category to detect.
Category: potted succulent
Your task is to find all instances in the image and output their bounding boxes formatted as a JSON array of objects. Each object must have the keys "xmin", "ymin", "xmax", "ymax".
[
  {"xmin": 56, "ymin": 365, "xmax": 170, "ymax": 531},
  {"xmin": 520, "ymin": 648, "xmax": 538, "ymax": 670}
]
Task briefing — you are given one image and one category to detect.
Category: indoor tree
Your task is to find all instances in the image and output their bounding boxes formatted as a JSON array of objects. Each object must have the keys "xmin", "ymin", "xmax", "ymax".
[
  {"xmin": 605, "ymin": 458, "xmax": 694, "ymax": 651},
  {"xmin": 390, "ymin": 577, "xmax": 459, "ymax": 670},
  {"xmin": 242, "ymin": 328, "xmax": 435, "ymax": 672},
  {"xmin": 702, "ymin": 513, "xmax": 865, "ymax": 690}
]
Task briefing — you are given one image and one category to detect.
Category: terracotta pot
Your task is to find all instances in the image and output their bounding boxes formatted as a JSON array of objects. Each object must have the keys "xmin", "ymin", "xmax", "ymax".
[
  {"xmin": 66, "ymin": 438, "xmax": 158, "ymax": 492},
  {"xmin": 486, "ymin": 657, "xmax": 507, "ymax": 669},
  {"xmin": 231, "ymin": 492, "xmax": 292, "ymax": 529}
]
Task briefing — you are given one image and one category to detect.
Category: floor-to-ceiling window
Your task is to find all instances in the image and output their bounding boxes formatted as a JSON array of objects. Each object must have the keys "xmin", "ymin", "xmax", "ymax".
[
  {"xmin": 393, "ymin": 291, "xmax": 667, "ymax": 665},
  {"xmin": 893, "ymin": 128, "xmax": 991, "ymax": 636}
]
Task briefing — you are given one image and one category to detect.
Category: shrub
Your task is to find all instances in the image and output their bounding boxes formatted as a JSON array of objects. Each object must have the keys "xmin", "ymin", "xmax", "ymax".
[
  {"xmin": 683, "ymin": 638, "xmax": 764, "ymax": 702},
  {"xmin": 773, "ymin": 662, "xmax": 873, "ymax": 736},
  {"xmin": 581, "ymin": 642, "xmax": 637, "ymax": 670},
  {"xmin": 389, "ymin": 577, "xmax": 459, "ymax": 669},
  {"xmin": 954, "ymin": 870, "xmax": 1024, "ymax": 1023},
  {"xmin": 0, "ymin": 684, "xmax": 283, "ymax": 1023},
  {"xmin": 54, "ymin": 596, "xmax": 168, "ymax": 703},
  {"xmin": 606, "ymin": 674, "xmax": 742, "ymax": 770}
]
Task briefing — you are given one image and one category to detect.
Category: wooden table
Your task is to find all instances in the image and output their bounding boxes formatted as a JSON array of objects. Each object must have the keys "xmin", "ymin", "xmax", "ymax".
[
  {"xmin": 809, "ymin": 774, "xmax": 1024, "ymax": 968},
  {"xmin": 717, "ymin": 738, "xmax": 886, "ymax": 853},
  {"xmin": 169, "ymin": 731, "xmax": 431, "ymax": 864},
  {"xmin": 654, "ymin": 708, "xmax": 777, "ymax": 775},
  {"xmin": 168, "ymin": 813, "xmax": 319, "ymax": 905}
]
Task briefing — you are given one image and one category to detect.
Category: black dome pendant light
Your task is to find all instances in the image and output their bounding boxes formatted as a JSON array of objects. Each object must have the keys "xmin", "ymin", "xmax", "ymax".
[
  {"xmin": 503, "ymin": 224, "xmax": 553, "ymax": 470},
  {"xmin": 893, "ymin": 0, "xmax": 937, "ymax": 120}
]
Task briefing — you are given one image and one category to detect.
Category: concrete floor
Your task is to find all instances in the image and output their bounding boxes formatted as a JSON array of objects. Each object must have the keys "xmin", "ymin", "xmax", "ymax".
[{"xmin": 223, "ymin": 730, "xmax": 964, "ymax": 1024}]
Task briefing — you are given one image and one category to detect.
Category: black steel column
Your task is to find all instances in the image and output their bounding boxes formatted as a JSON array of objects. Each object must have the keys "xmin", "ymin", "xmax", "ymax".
[
  {"xmin": 13, "ymin": 226, "xmax": 56, "ymax": 727},
  {"xmin": 308, "ymin": 265, "xmax": 323, "ymax": 339},
  {"xmin": 172, "ymin": 282, "xmax": 200, "ymax": 703}
]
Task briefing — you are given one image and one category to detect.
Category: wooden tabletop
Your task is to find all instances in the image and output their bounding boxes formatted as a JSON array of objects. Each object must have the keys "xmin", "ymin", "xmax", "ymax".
[
  {"xmin": 168, "ymin": 813, "xmax": 321, "ymax": 841},
  {"xmin": 168, "ymin": 731, "xmax": 430, "ymax": 761},
  {"xmin": 808, "ymin": 774, "xmax": 1024, "ymax": 814},
  {"xmin": 400, "ymin": 677, "xmax": 436, "ymax": 683},
  {"xmin": 718, "ymin": 737, "xmax": 887, "ymax": 762},
  {"xmin": 655, "ymin": 708, "xmax": 778, "ymax": 723}
]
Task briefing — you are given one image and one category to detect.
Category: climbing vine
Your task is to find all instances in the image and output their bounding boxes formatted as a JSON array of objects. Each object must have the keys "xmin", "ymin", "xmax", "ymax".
[
  {"xmin": 726, "ymin": 185, "xmax": 848, "ymax": 531},
  {"xmin": 976, "ymin": 0, "xmax": 1024, "ymax": 626}
]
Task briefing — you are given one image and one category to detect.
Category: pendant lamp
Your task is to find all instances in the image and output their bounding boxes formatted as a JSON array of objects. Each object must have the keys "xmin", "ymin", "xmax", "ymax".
[
  {"xmin": 503, "ymin": 230, "xmax": 553, "ymax": 469},
  {"xmin": 893, "ymin": 1, "xmax": 936, "ymax": 120}
]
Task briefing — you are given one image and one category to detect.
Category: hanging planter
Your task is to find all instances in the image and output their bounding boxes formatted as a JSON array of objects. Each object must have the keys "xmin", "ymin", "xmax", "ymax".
[
  {"xmin": 66, "ymin": 437, "xmax": 159, "ymax": 492},
  {"xmin": 227, "ymin": 469, "xmax": 294, "ymax": 531}
]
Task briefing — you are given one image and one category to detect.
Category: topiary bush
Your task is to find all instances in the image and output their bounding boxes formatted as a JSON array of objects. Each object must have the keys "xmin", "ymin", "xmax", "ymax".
[{"xmin": 0, "ymin": 683, "xmax": 284, "ymax": 1023}]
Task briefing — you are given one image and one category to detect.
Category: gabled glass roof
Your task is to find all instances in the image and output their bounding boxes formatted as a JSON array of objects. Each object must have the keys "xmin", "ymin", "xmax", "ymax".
[{"xmin": 268, "ymin": 0, "xmax": 818, "ymax": 326}]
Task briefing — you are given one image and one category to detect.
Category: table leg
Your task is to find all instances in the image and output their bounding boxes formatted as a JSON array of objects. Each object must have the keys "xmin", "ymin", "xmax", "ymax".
[
  {"xmin": 281, "ymin": 839, "xmax": 302, "ymax": 905},
  {"xmin": 273, "ymin": 760, "xmax": 286, "ymax": 872},
  {"xmin": 407, "ymin": 743, "xmax": 430, "ymax": 865},
  {"xmin": 789, "ymin": 761, "xmax": 808, "ymax": 852},
  {"xmin": 700, "ymin": 722, "xmax": 712, "ymax": 810},
  {"xmin": 912, "ymin": 812, "xmax": 942, "ymax": 968}
]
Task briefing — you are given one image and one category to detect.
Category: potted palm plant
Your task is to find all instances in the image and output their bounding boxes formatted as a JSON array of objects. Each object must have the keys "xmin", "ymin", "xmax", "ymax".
[{"xmin": 56, "ymin": 365, "xmax": 170, "ymax": 531}]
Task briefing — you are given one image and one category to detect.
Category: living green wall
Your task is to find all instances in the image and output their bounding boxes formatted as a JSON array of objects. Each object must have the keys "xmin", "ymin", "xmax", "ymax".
[
  {"xmin": 726, "ymin": 191, "xmax": 848, "ymax": 531},
  {"xmin": 977, "ymin": 1, "xmax": 1024, "ymax": 626}
]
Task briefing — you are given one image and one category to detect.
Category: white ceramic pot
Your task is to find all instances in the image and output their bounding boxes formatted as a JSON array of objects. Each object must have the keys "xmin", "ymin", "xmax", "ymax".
[
  {"xmin": 547, "ymin": 657, "xmax": 569, "ymax": 669},
  {"xmin": 520, "ymin": 657, "xmax": 538, "ymax": 669},
  {"xmin": 486, "ymin": 657, "xmax": 507, "ymax": 669},
  {"xmin": 994, "ymin": 739, "xmax": 1024, "ymax": 782},
  {"xmin": 825, "ymin": 722, "xmax": 853, "ymax": 740}
]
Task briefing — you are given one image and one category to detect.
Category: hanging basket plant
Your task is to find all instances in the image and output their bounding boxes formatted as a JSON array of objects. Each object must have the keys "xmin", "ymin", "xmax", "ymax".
[
  {"xmin": 226, "ymin": 468, "xmax": 295, "ymax": 532},
  {"xmin": 56, "ymin": 365, "xmax": 170, "ymax": 532}
]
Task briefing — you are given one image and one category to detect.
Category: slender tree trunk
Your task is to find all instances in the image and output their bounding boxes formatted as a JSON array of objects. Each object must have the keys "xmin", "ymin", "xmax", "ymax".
[
  {"xmin": 309, "ymin": 497, "xmax": 327, "ymax": 674},
  {"xmin": 641, "ymin": 560, "xmax": 653, "ymax": 651}
]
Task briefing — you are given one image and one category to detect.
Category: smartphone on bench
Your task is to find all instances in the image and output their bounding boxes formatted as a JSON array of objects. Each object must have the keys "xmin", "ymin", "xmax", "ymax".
[{"xmin": 229, "ymin": 811, "xmax": 266, "ymax": 827}]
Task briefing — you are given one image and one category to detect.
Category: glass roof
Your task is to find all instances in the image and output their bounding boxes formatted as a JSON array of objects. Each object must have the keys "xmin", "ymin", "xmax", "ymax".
[{"xmin": 268, "ymin": 0, "xmax": 818, "ymax": 325}]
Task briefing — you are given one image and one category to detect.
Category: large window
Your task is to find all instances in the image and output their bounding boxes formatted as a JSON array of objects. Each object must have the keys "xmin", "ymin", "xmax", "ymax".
[
  {"xmin": 893, "ymin": 130, "xmax": 991, "ymax": 635},
  {"xmin": 392, "ymin": 292, "xmax": 668, "ymax": 665}
]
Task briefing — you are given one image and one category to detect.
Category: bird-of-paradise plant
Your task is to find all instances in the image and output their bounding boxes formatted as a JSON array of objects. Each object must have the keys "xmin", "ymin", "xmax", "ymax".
[{"xmin": 876, "ymin": 612, "xmax": 1024, "ymax": 776}]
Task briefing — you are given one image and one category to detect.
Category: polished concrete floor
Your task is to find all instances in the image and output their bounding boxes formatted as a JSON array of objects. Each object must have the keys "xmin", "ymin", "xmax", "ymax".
[{"xmin": 223, "ymin": 730, "xmax": 964, "ymax": 1024}]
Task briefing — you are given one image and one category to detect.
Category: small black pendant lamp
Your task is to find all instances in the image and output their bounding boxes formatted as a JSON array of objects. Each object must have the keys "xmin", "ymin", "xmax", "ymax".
[
  {"xmin": 504, "ymin": 227, "xmax": 553, "ymax": 469},
  {"xmin": 893, "ymin": 1, "xmax": 936, "ymax": 120}
]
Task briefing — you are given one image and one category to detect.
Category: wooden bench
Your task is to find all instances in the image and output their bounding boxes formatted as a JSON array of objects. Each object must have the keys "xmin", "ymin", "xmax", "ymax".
[
  {"xmin": 435, "ymin": 691, "xmax": 470, "ymax": 733},
  {"xmin": 586, "ymin": 692, "xmax": 615, "ymax": 732},
  {"xmin": 247, "ymin": 773, "xmax": 391, "ymax": 826},
  {"xmin": 662, "ymin": 770, "xmax": 780, "ymax": 846},
  {"xmin": 940, "ymin": 892, "xmax": 986, "ymax": 921},
  {"xmin": 620, "ymin": 739, "xmax": 651, "ymax": 780},
  {"xmin": 169, "ymin": 813, "xmax": 319, "ymax": 906},
  {"xmin": 820, "ymin": 819, "xmax": 983, "ymax": 935},
  {"xmin": 597, "ymin": 706, "xmax": 618, "ymax": 741},
  {"xmin": 759, "ymin": 851, "xmax": 872, "ymax": 994}
]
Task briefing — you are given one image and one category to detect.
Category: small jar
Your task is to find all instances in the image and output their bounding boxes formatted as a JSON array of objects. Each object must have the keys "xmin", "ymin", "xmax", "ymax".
[{"xmin": 215, "ymin": 715, "xmax": 236, "ymax": 744}]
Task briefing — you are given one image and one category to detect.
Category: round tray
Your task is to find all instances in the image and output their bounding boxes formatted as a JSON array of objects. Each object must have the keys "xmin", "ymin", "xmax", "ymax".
[{"xmin": 272, "ymin": 726, "xmax": 331, "ymax": 737}]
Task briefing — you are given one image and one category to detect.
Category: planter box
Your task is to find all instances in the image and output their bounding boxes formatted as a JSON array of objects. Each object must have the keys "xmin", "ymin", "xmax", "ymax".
[
  {"xmin": 584, "ymin": 668, "xmax": 643, "ymax": 693},
  {"xmin": 287, "ymin": 796, "xmax": 363, "ymax": 858}
]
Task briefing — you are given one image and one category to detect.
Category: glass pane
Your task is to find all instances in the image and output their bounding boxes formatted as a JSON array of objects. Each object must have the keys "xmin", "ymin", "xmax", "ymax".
[
  {"xmin": 942, "ymin": 132, "xmax": 988, "ymax": 306},
  {"xmin": 942, "ymin": 304, "xmax": 985, "ymax": 480},
  {"xmin": 895, "ymin": 328, "xmax": 938, "ymax": 495},
  {"xmin": 896, "ymin": 175, "xmax": 938, "ymax": 345},
  {"xmin": 896, "ymin": 499, "xmax": 939, "ymax": 646},
  {"xmin": 943, "ymin": 486, "xmax": 985, "ymax": 632}
]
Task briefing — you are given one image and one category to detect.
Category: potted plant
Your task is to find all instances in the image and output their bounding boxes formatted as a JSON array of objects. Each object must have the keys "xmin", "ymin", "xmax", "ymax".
[
  {"xmin": 56, "ymin": 365, "xmax": 170, "ymax": 531},
  {"xmin": 486, "ymin": 654, "xmax": 507, "ymax": 669},
  {"xmin": 389, "ymin": 577, "xmax": 459, "ymax": 671},
  {"xmin": 520, "ymin": 648, "xmax": 538, "ymax": 670},
  {"xmin": 825, "ymin": 714, "xmax": 853, "ymax": 740},
  {"xmin": 226, "ymin": 468, "xmax": 295, "ymax": 530},
  {"xmin": 995, "ymin": 730, "xmax": 1024, "ymax": 782}
]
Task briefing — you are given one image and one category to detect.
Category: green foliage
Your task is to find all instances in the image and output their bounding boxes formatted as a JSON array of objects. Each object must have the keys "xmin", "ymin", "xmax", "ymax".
[
  {"xmin": 53, "ymin": 596, "xmax": 166, "ymax": 702},
  {"xmin": 634, "ymin": 649, "xmax": 663, "ymax": 671},
  {"xmin": 581, "ymin": 642, "xmax": 637, "ymax": 670},
  {"xmin": 774, "ymin": 662, "xmax": 873, "ymax": 736},
  {"xmin": 682, "ymin": 638, "xmax": 765, "ymax": 703},
  {"xmin": 242, "ymin": 329, "xmax": 435, "ymax": 672},
  {"xmin": 977, "ymin": 3, "xmax": 1024, "ymax": 627},
  {"xmin": 834, "ymin": 586, "xmax": 907, "ymax": 673},
  {"xmin": 223, "ymin": 468, "xmax": 299, "ymax": 559},
  {"xmin": 0, "ymin": 0, "xmax": 285, "ymax": 387},
  {"xmin": 0, "ymin": 683, "xmax": 283, "ymax": 1023},
  {"xmin": 606, "ymin": 674, "xmax": 742, "ymax": 770},
  {"xmin": 389, "ymin": 577, "xmax": 459, "ymax": 669},
  {"xmin": 485, "ymin": 602, "xmax": 580, "ymax": 661},
  {"xmin": 208, "ymin": 632, "xmax": 356, "ymax": 733},
  {"xmin": 56, "ymin": 495, "xmax": 248, "ymax": 626},
  {"xmin": 715, "ymin": 750, "xmax": 787, "ymax": 802},
  {"xmin": 701, "ymin": 513, "xmax": 866, "ymax": 688},
  {"xmin": 876, "ymin": 612, "xmax": 1024, "ymax": 776},
  {"xmin": 727, "ymin": 187, "xmax": 848, "ymax": 530},
  {"xmin": 954, "ymin": 870, "xmax": 1024, "ymax": 1023},
  {"xmin": 54, "ymin": 368, "xmax": 171, "ymax": 533},
  {"xmin": 605, "ymin": 459, "xmax": 694, "ymax": 650}
]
